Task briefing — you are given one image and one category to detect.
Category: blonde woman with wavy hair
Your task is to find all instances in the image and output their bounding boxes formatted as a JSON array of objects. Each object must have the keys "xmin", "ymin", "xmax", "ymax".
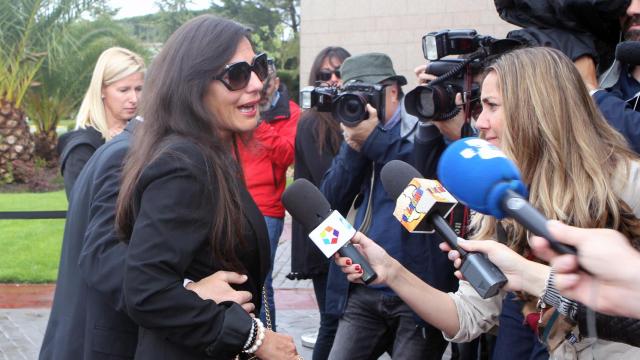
[
  {"xmin": 333, "ymin": 47, "xmax": 640, "ymax": 359},
  {"xmin": 472, "ymin": 47, "xmax": 640, "ymax": 253},
  {"xmin": 58, "ymin": 47, "xmax": 145, "ymax": 198}
]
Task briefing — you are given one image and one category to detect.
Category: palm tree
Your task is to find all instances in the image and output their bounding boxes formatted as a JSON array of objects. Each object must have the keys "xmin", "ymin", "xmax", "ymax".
[{"xmin": 0, "ymin": 0, "xmax": 97, "ymax": 183}]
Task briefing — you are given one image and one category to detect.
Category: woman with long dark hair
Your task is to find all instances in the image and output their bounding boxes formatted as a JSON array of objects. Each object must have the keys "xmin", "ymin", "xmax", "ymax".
[
  {"xmin": 115, "ymin": 15, "xmax": 298, "ymax": 359},
  {"xmin": 287, "ymin": 46, "xmax": 350, "ymax": 360}
]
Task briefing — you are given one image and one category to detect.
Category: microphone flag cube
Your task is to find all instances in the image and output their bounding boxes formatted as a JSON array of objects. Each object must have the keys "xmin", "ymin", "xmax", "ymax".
[
  {"xmin": 393, "ymin": 178, "xmax": 457, "ymax": 233},
  {"xmin": 308, "ymin": 210, "xmax": 357, "ymax": 258}
]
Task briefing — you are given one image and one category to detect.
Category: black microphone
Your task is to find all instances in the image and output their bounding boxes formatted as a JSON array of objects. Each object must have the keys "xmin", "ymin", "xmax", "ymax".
[
  {"xmin": 282, "ymin": 179, "xmax": 377, "ymax": 284},
  {"xmin": 616, "ymin": 41, "xmax": 640, "ymax": 66},
  {"xmin": 381, "ymin": 160, "xmax": 507, "ymax": 299}
]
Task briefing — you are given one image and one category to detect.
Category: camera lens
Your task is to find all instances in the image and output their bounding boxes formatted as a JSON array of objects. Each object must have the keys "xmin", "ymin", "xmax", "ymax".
[
  {"xmin": 333, "ymin": 93, "xmax": 367, "ymax": 127},
  {"xmin": 416, "ymin": 87, "xmax": 436, "ymax": 118},
  {"xmin": 417, "ymin": 85, "xmax": 451, "ymax": 119}
]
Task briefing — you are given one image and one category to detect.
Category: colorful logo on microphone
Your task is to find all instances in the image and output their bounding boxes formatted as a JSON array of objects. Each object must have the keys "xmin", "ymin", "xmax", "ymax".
[
  {"xmin": 402, "ymin": 187, "xmax": 423, "ymax": 222},
  {"xmin": 320, "ymin": 226, "xmax": 339, "ymax": 245}
]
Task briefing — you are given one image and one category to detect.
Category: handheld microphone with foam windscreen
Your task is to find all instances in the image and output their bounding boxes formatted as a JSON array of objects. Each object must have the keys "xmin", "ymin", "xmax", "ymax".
[
  {"xmin": 437, "ymin": 137, "xmax": 577, "ymax": 255},
  {"xmin": 381, "ymin": 160, "xmax": 507, "ymax": 299},
  {"xmin": 282, "ymin": 179, "xmax": 377, "ymax": 284},
  {"xmin": 616, "ymin": 41, "xmax": 640, "ymax": 66}
]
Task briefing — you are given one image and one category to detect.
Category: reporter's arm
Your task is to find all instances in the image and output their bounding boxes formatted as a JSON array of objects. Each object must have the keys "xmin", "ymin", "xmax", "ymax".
[
  {"xmin": 336, "ymin": 233, "xmax": 502, "ymax": 340},
  {"xmin": 531, "ymin": 221, "xmax": 640, "ymax": 319}
]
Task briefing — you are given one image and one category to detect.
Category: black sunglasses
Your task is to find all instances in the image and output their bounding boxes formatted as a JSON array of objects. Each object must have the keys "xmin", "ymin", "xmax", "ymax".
[
  {"xmin": 214, "ymin": 53, "xmax": 269, "ymax": 91},
  {"xmin": 317, "ymin": 69, "xmax": 341, "ymax": 82}
]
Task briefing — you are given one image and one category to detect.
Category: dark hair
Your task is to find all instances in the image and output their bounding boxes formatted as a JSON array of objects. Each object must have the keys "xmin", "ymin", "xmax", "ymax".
[
  {"xmin": 116, "ymin": 15, "xmax": 251, "ymax": 272},
  {"xmin": 305, "ymin": 46, "xmax": 350, "ymax": 155}
]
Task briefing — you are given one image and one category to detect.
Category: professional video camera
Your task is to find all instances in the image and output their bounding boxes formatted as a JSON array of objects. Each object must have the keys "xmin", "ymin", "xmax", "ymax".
[
  {"xmin": 405, "ymin": 29, "xmax": 520, "ymax": 122},
  {"xmin": 300, "ymin": 82, "xmax": 387, "ymax": 126}
]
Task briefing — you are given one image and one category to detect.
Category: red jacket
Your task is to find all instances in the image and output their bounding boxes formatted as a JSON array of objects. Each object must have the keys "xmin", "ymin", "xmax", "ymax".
[{"xmin": 237, "ymin": 87, "xmax": 300, "ymax": 218}]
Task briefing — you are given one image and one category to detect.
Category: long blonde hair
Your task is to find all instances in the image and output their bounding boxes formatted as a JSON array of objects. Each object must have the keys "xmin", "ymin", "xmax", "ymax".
[
  {"xmin": 472, "ymin": 47, "xmax": 640, "ymax": 253},
  {"xmin": 75, "ymin": 47, "xmax": 145, "ymax": 140}
]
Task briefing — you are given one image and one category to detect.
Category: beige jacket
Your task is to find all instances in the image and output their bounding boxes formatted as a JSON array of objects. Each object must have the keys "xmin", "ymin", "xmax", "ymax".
[{"xmin": 444, "ymin": 160, "xmax": 640, "ymax": 359}]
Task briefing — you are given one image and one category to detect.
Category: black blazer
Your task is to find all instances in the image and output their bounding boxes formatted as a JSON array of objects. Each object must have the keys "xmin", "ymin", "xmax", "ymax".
[
  {"xmin": 122, "ymin": 139, "xmax": 270, "ymax": 360},
  {"xmin": 57, "ymin": 126, "xmax": 104, "ymax": 199},
  {"xmin": 41, "ymin": 122, "xmax": 138, "ymax": 359}
]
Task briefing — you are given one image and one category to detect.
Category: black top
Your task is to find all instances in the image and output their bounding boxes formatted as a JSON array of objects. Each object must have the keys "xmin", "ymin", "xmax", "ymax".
[
  {"xmin": 288, "ymin": 111, "xmax": 339, "ymax": 279},
  {"xmin": 41, "ymin": 122, "xmax": 137, "ymax": 360},
  {"xmin": 57, "ymin": 126, "xmax": 104, "ymax": 199},
  {"xmin": 123, "ymin": 139, "xmax": 270, "ymax": 359}
]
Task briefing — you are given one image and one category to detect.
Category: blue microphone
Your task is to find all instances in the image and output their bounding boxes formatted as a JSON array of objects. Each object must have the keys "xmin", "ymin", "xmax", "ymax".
[{"xmin": 437, "ymin": 138, "xmax": 577, "ymax": 255}]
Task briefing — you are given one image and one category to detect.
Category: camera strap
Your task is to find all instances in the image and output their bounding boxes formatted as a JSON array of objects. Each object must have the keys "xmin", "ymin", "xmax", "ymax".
[{"xmin": 346, "ymin": 161, "xmax": 375, "ymax": 234}]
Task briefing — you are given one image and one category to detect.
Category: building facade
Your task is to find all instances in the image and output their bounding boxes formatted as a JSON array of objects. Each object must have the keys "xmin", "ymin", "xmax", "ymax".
[{"xmin": 300, "ymin": 0, "xmax": 519, "ymax": 90}]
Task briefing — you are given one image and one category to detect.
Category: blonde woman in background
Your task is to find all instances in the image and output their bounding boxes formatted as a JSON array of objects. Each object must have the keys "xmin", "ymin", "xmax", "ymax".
[
  {"xmin": 335, "ymin": 47, "xmax": 640, "ymax": 359},
  {"xmin": 57, "ymin": 47, "xmax": 144, "ymax": 198}
]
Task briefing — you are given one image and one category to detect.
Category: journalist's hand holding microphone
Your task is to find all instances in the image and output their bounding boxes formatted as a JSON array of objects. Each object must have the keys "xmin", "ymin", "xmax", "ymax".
[
  {"xmin": 531, "ymin": 221, "xmax": 640, "ymax": 319},
  {"xmin": 439, "ymin": 239, "xmax": 549, "ymax": 296},
  {"xmin": 333, "ymin": 231, "xmax": 462, "ymax": 337},
  {"xmin": 333, "ymin": 232, "xmax": 397, "ymax": 285}
]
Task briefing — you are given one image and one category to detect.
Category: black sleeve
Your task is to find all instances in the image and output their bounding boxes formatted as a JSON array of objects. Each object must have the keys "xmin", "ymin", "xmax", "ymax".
[
  {"xmin": 413, "ymin": 123, "xmax": 447, "ymax": 179},
  {"xmin": 123, "ymin": 147, "xmax": 252, "ymax": 357},
  {"xmin": 577, "ymin": 306, "xmax": 640, "ymax": 347},
  {"xmin": 594, "ymin": 90, "xmax": 640, "ymax": 154},
  {"xmin": 77, "ymin": 142, "xmax": 128, "ymax": 312},
  {"xmin": 294, "ymin": 118, "xmax": 335, "ymax": 186},
  {"xmin": 62, "ymin": 144, "xmax": 96, "ymax": 198}
]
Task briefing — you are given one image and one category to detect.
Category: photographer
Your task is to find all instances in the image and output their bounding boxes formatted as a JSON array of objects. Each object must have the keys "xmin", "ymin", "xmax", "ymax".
[
  {"xmin": 319, "ymin": 53, "xmax": 450, "ymax": 359},
  {"xmin": 576, "ymin": 0, "xmax": 640, "ymax": 153}
]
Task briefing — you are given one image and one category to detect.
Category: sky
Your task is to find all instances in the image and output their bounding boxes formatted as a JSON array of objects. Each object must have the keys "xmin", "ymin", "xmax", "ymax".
[{"xmin": 109, "ymin": 0, "xmax": 211, "ymax": 19}]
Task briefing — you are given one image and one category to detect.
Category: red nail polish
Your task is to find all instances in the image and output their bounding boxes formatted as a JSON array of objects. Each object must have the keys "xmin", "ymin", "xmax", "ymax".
[
  {"xmin": 355, "ymin": 265, "xmax": 361, "ymax": 272},
  {"xmin": 346, "ymin": 259, "xmax": 352, "ymax": 265}
]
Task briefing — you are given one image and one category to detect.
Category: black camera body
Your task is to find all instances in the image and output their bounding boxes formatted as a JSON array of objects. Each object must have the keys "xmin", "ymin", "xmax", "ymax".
[
  {"xmin": 300, "ymin": 85, "xmax": 338, "ymax": 112},
  {"xmin": 422, "ymin": 29, "xmax": 495, "ymax": 61},
  {"xmin": 406, "ymin": 59, "xmax": 481, "ymax": 121},
  {"xmin": 300, "ymin": 82, "xmax": 387, "ymax": 127},
  {"xmin": 406, "ymin": 29, "xmax": 520, "ymax": 122}
]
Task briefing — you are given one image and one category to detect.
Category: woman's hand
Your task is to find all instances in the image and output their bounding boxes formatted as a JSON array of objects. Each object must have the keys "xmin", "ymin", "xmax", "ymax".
[
  {"xmin": 440, "ymin": 239, "xmax": 549, "ymax": 295},
  {"xmin": 186, "ymin": 271, "xmax": 254, "ymax": 314},
  {"xmin": 531, "ymin": 221, "xmax": 640, "ymax": 318},
  {"xmin": 254, "ymin": 330, "xmax": 299, "ymax": 360},
  {"xmin": 333, "ymin": 232, "xmax": 397, "ymax": 285}
]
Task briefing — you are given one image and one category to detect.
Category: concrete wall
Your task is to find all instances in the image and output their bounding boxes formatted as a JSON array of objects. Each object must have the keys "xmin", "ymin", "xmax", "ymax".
[{"xmin": 300, "ymin": 0, "xmax": 519, "ymax": 90}]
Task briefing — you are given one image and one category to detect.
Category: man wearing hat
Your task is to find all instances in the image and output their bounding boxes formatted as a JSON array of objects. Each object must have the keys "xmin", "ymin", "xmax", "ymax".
[{"xmin": 320, "ymin": 53, "xmax": 450, "ymax": 359}]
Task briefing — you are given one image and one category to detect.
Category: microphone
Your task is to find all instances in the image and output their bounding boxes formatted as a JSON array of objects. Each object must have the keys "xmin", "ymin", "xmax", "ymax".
[
  {"xmin": 437, "ymin": 138, "xmax": 577, "ymax": 255},
  {"xmin": 615, "ymin": 41, "xmax": 640, "ymax": 66},
  {"xmin": 281, "ymin": 179, "xmax": 377, "ymax": 284},
  {"xmin": 381, "ymin": 160, "xmax": 507, "ymax": 299}
]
